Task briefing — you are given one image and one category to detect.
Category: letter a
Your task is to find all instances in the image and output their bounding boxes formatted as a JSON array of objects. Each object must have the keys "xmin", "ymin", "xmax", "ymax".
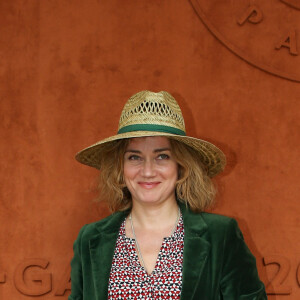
[
  {"xmin": 55, "ymin": 264, "xmax": 71, "ymax": 296},
  {"xmin": 275, "ymin": 30, "xmax": 298, "ymax": 55}
]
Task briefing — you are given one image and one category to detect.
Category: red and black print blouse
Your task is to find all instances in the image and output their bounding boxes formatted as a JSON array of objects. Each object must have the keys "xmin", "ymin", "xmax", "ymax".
[{"xmin": 108, "ymin": 214, "xmax": 184, "ymax": 299}]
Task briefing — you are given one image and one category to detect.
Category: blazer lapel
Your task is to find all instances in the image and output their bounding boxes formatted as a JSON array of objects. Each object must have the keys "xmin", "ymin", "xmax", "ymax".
[
  {"xmin": 179, "ymin": 203, "xmax": 211, "ymax": 300},
  {"xmin": 89, "ymin": 211, "xmax": 128, "ymax": 300}
]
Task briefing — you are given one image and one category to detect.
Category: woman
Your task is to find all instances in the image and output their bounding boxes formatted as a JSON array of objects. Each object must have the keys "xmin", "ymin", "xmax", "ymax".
[{"xmin": 70, "ymin": 91, "xmax": 267, "ymax": 299}]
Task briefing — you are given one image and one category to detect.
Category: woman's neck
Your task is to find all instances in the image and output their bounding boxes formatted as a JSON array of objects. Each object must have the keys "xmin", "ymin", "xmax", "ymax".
[{"xmin": 129, "ymin": 198, "xmax": 179, "ymax": 231}]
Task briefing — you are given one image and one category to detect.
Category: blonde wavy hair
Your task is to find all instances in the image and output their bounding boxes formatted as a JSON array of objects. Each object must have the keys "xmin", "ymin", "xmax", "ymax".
[{"xmin": 98, "ymin": 138, "xmax": 216, "ymax": 212}]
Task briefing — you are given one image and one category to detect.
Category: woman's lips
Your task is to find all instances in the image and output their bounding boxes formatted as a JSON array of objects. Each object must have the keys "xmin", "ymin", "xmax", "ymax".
[{"xmin": 138, "ymin": 182, "xmax": 160, "ymax": 189}]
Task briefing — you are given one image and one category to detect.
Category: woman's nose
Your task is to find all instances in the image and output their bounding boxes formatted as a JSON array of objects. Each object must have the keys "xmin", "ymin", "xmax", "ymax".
[{"xmin": 141, "ymin": 159, "xmax": 156, "ymax": 177}]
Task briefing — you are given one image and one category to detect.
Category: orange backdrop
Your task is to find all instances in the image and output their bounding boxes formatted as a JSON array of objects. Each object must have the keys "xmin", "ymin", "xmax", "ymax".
[{"xmin": 0, "ymin": 0, "xmax": 300, "ymax": 299}]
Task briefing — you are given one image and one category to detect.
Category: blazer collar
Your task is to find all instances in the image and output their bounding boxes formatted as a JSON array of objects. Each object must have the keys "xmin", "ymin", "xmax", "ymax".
[
  {"xmin": 89, "ymin": 210, "xmax": 128, "ymax": 300},
  {"xmin": 88, "ymin": 202, "xmax": 210, "ymax": 300},
  {"xmin": 179, "ymin": 202, "xmax": 211, "ymax": 300}
]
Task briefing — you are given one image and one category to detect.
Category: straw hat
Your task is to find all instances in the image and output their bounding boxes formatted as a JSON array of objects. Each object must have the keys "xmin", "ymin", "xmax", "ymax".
[{"xmin": 75, "ymin": 91, "xmax": 226, "ymax": 177}]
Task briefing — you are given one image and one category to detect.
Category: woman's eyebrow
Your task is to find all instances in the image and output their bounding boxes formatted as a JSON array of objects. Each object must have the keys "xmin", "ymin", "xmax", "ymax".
[
  {"xmin": 125, "ymin": 149, "xmax": 141, "ymax": 153},
  {"xmin": 153, "ymin": 148, "xmax": 171, "ymax": 153},
  {"xmin": 125, "ymin": 148, "xmax": 171, "ymax": 153}
]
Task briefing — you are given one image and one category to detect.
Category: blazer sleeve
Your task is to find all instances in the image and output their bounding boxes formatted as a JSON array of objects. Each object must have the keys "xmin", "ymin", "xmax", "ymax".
[
  {"xmin": 68, "ymin": 225, "xmax": 87, "ymax": 300},
  {"xmin": 220, "ymin": 219, "xmax": 267, "ymax": 299}
]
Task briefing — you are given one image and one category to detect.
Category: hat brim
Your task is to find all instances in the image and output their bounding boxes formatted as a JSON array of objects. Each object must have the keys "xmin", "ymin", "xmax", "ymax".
[{"xmin": 75, "ymin": 131, "xmax": 226, "ymax": 177}]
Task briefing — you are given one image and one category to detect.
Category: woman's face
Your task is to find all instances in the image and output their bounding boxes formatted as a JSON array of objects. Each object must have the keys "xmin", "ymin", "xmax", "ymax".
[{"xmin": 123, "ymin": 136, "xmax": 178, "ymax": 207}]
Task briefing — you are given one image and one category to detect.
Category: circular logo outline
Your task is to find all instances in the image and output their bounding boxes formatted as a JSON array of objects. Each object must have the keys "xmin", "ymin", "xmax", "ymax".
[{"xmin": 190, "ymin": 0, "xmax": 300, "ymax": 82}]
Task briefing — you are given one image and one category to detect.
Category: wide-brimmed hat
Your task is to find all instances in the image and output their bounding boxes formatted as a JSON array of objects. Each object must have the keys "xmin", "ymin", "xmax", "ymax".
[{"xmin": 75, "ymin": 91, "xmax": 226, "ymax": 177}]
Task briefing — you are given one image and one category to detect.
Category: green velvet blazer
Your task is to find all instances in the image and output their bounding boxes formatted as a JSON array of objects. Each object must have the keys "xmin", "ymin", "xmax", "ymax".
[{"xmin": 69, "ymin": 203, "xmax": 267, "ymax": 300}]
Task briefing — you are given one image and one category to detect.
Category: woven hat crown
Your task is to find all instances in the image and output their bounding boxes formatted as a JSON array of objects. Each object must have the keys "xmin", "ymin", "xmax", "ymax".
[{"xmin": 117, "ymin": 91, "xmax": 186, "ymax": 135}]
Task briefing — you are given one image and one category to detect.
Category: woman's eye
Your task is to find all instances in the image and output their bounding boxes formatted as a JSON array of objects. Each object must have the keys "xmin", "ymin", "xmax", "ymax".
[
  {"xmin": 128, "ymin": 155, "xmax": 141, "ymax": 161},
  {"xmin": 157, "ymin": 153, "xmax": 169, "ymax": 160}
]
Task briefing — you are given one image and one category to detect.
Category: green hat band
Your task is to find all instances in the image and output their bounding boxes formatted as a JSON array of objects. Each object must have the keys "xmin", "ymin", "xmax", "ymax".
[{"xmin": 118, "ymin": 124, "xmax": 186, "ymax": 136}]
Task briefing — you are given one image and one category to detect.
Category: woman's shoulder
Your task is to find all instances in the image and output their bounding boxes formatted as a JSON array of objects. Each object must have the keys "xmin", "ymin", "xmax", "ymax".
[
  {"xmin": 200, "ymin": 212, "xmax": 241, "ymax": 235},
  {"xmin": 183, "ymin": 204, "xmax": 236, "ymax": 226},
  {"xmin": 74, "ymin": 210, "xmax": 127, "ymax": 241},
  {"xmin": 200, "ymin": 212, "xmax": 236, "ymax": 225},
  {"xmin": 183, "ymin": 207, "xmax": 241, "ymax": 238},
  {"xmin": 179, "ymin": 201, "xmax": 234, "ymax": 225},
  {"xmin": 184, "ymin": 210, "xmax": 246, "ymax": 251},
  {"xmin": 196, "ymin": 212, "xmax": 247, "ymax": 249}
]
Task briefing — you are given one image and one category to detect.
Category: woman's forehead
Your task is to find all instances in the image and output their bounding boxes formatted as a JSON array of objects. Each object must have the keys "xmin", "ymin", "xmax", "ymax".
[{"xmin": 126, "ymin": 136, "xmax": 171, "ymax": 149}]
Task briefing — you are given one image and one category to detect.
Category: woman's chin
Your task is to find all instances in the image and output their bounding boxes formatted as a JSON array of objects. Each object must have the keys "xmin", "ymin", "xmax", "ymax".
[{"xmin": 132, "ymin": 193, "xmax": 175, "ymax": 206}]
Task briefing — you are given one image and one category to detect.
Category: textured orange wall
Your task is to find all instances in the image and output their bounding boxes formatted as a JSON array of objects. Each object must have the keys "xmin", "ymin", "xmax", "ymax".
[{"xmin": 0, "ymin": 0, "xmax": 299, "ymax": 299}]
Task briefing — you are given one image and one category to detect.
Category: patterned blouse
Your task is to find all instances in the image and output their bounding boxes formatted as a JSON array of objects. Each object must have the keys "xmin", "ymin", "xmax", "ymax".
[{"xmin": 108, "ymin": 214, "xmax": 184, "ymax": 299}]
